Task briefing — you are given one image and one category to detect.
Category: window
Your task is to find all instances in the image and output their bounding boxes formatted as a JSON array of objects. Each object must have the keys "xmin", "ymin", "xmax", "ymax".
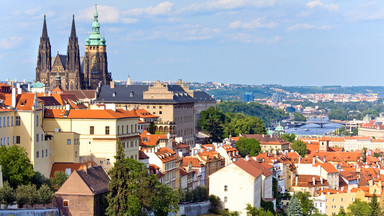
[
  {"xmin": 7, "ymin": 116, "xmax": 9, "ymax": 127},
  {"xmin": 117, "ymin": 126, "xmax": 120, "ymax": 135},
  {"xmin": 67, "ymin": 139, "xmax": 71, "ymax": 145},
  {"xmin": 105, "ymin": 126, "xmax": 110, "ymax": 135},
  {"xmin": 36, "ymin": 134, "xmax": 39, "ymax": 142},
  {"xmin": 46, "ymin": 149, "xmax": 48, "ymax": 157},
  {"xmin": 130, "ymin": 141, "xmax": 133, "ymax": 148},
  {"xmin": 159, "ymin": 106, "xmax": 162, "ymax": 109},
  {"xmin": 42, "ymin": 150, "xmax": 44, "ymax": 158},
  {"xmin": 131, "ymin": 125, "xmax": 133, "ymax": 133},
  {"xmin": 11, "ymin": 116, "xmax": 13, "ymax": 126},
  {"xmin": 16, "ymin": 136, "xmax": 20, "ymax": 144},
  {"xmin": 135, "ymin": 124, "xmax": 137, "ymax": 133},
  {"xmin": 107, "ymin": 159, "xmax": 110, "ymax": 165},
  {"xmin": 63, "ymin": 200, "xmax": 69, "ymax": 207},
  {"xmin": 126, "ymin": 125, "xmax": 129, "ymax": 134},
  {"xmin": 36, "ymin": 115, "xmax": 39, "ymax": 126},
  {"xmin": 123, "ymin": 142, "xmax": 126, "ymax": 148},
  {"xmin": 15, "ymin": 116, "xmax": 20, "ymax": 126},
  {"xmin": 7, "ymin": 137, "xmax": 9, "ymax": 145},
  {"xmin": 75, "ymin": 151, "xmax": 78, "ymax": 157},
  {"xmin": 36, "ymin": 151, "xmax": 39, "ymax": 158},
  {"xmin": 224, "ymin": 185, "xmax": 228, "ymax": 191},
  {"xmin": 100, "ymin": 161, "xmax": 103, "ymax": 164},
  {"xmin": 224, "ymin": 197, "xmax": 228, "ymax": 202},
  {"xmin": 90, "ymin": 126, "xmax": 94, "ymax": 135},
  {"xmin": 341, "ymin": 198, "xmax": 343, "ymax": 202},
  {"xmin": 159, "ymin": 111, "xmax": 162, "ymax": 114},
  {"xmin": 41, "ymin": 134, "xmax": 44, "ymax": 142}
]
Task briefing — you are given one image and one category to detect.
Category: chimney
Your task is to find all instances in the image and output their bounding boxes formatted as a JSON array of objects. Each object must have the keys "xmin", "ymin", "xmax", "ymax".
[
  {"xmin": 245, "ymin": 155, "xmax": 249, "ymax": 161},
  {"xmin": 82, "ymin": 165, "xmax": 87, "ymax": 173},
  {"xmin": 299, "ymin": 156, "xmax": 301, "ymax": 164},
  {"xmin": 320, "ymin": 177, "xmax": 323, "ymax": 185},
  {"xmin": 313, "ymin": 177, "xmax": 316, "ymax": 186},
  {"xmin": 27, "ymin": 83, "xmax": 31, "ymax": 92},
  {"xmin": 110, "ymin": 81, "xmax": 115, "ymax": 89},
  {"xmin": 65, "ymin": 104, "xmax": 70, "ymax": 111},
  {"xmin": 313, "ymin": 156, "xmax": 316, "ymax": 165},
  {"xmin": 178, "ymin": 151, "xmax": 183, "ymax": 158},
  {"xmin": 295, "ymin": 176, "xmax": 298, "ymax": 186},
  {"xmin": 17, "ymin": 88, "xmax": 22, "ymax": 94},
  {"xmin": 11, "ymin": 88, "xmax": 16, "ymax": 108}
]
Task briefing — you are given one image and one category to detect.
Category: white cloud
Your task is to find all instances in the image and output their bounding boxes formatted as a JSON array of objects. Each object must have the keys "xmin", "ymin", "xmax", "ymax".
[
  {"xmin": 184, "ymin": 0, "xmax": 276, "ymax": 12},
  {"xmin": 78, "ymin": 5, "xmax": 120, "ymax": 23},
  {"xmin": 0, "ymin": 37, "xmax": 24, "ymax": 49},
  {"xmin": 229, "ymin": 18, "xmax": 278, "ymax": 29},
  {"xmin": 286, "ymin": 23, "xmax": 332, "ymax": 32},
  {"xmin": 24, "ymin": 7, "xmax": 42, "ymax": 16},
  {"xmin": 267, "ymin": 36, "xmax": 282, "ymax": 43},
  {"xmin": 168, "ymin": 24, "xmax": 221, "ymax": 41},
  {"xmin": 122, "ymin": 18, "xmax": 139, "ymax": 24},
  {"xmin": 124, "ymin": 2, "xmax": 174, "ymax": 16},
  {"xmin": 347, "ymin": 2, "xmax": 384, "ymax": 22},
  {"xmin": 306, "ymin": 1, "xmax": 339, "ymax": 11}
]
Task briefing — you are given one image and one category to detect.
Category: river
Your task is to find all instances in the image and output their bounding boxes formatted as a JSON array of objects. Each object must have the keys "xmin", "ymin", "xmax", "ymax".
[{"xmin": 285, "ymin": 117, "xmax": 343, "ymax": 136}]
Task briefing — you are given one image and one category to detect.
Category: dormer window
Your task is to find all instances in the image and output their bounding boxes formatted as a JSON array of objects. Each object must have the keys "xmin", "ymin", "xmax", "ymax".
[
  {"xmin": 112, "ymin": 92, "xmax": 116, "ymax": 97},
  {"xmin": 130, "ymin": 92, "xmax": 134, "ymax": 97}
]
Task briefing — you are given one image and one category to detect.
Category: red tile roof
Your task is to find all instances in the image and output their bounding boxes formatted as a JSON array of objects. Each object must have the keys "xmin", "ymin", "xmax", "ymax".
[
  {"xmin": 44, "ymin": 109, "xmax": 138, "ymax": 119},
  {"xmin": 234, "ymin": 158, "xmax": 273, "ymax": 178},
  {"xmin": 50, "ymin": 161, "xmax": 97, "ymax": 178}
]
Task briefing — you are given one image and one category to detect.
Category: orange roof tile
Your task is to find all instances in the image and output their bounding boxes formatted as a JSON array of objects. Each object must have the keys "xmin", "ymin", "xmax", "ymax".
[{"xmin": 44, "ymin": 109, "xmax": 138, "ymax": 119}]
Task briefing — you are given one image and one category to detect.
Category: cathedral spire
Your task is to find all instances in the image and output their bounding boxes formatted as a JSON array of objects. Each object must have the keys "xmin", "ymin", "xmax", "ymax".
[
  {"xmin": 42, "ymin": 15, "xmax": 48, "ymax": 38},
  {"xmin": 92, "ymin": 4, "xmax": 100, "ymax": 34},
  {"xmin": 70, "ymin": 15, "xmax": 77, "ymax": 39}
]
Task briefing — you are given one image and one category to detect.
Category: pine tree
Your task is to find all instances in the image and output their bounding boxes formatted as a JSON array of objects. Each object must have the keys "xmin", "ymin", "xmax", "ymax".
[
  {"xmin": 105, "ymin": 141, "xmax": 131, "ymax": 216},
  {"xmin": 287, "ymin": 197, "xmax": 303, "ymax": 216},
  {"xmin": 369, "ymin": 193, "xmax": 381, "ymax": 216}
]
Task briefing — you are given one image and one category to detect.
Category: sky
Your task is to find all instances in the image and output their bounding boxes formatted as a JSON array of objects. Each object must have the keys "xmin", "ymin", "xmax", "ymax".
[{"xmin": 1, "ymin": 0, "xmax": 384, "ymax": 86}]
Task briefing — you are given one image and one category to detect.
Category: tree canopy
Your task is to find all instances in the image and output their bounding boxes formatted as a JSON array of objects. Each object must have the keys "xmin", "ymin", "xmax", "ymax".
[
  {"xmin": 198, "ymin": 107, "xmax": 267, "ymax": 142},
  {"xmin": 0, "ymin": 145, "xmax": 34, "ymax": 188},
  {"xmin": 281, "ymin": 133, "xmax": 296, "ymax": 143},
  {"xmin": 287, "ymin": 197, "xmax": 302, "ymax": 216},
  {"xmin": 293, "ymin": 112, "xmax": 306, "ymax": 122},
  {"xmin": 106, "ymin": 142, "xmax": 179, "ymax": 216},
  {"xmin": 295, "ymin": 191, "xmax": 314, "ymax": 216},
  {"xmin": 235, "ymin": 138, "xmax": 261, "ymax": 157},
  {"xmin": 347, "ymin": 199, "xmax": 371, "ymax": 216},
  {"xmin": 291, "ymin": 140, "xmax": 307, "ymax": 157}
]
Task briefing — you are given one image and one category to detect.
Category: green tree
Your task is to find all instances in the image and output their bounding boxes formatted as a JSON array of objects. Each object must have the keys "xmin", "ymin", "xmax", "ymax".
[
  {"xmin": 149, "ymin": 122, "xmax": 156, "ymax": 134},
  {"xmin": 226, "ymin": 113, "xmax": 266, "ymax": 136},
  {"xmin": 106, "ymin": 142, "xmax": 131, "ymax": 215},
  {"xmin": 0, "ymin": 181, "xmax": 16, "ymax": 207},
  {"xmin": 347, "ymin": 199, "xmax": 371, "ymax": 216},
  {"xmin": 38, "ymin": 184, "xmax": 54, "ymax": 206},
  {"xmin": 295, "ymin": 191, "xmax": 314, "ymax": 216},
  {"xmin": 0, "ymin": 145, "xmax": 34, "ymax": 188},
  {"xmin": 106, "ymin": 142, "xmax": 179, "ymax": 215},
  {"xmin": 293, "ymin": 112, "xmax": 307, "ymax": 122},
  {"xmin": 32, "ymin": 171, "xmax": 51, "ymax": 189},
  {"xmin": 209, "ymin": 195, "xmax": 221, "ymax": 214},
  {"xmin": 235, "ymin": 137, "xmax": 261, "ymax": 157},
  {"xmin": 26, "ymin": 184, "xmax": 40, "ymax": 207},
  {"xmin": 369, "ymin": 193, "xmax": 381, "ymax": 216},
  {"xmin": 198, "ymin": 107, "xmax": 226, "ymax": 142},
  {"xmin": 287, "ymin": 197, "xmax": 302, "ymax": 216},
  {"xmin": 16, "ymin": 185, "xmax": 28, "ymax": 208},
  {"xmin": 352, "ymin": 128, "xmax": 358, "ymax": 136},
  {"xmin": 51, "ymin": 171, "xmax": 68, "ymax": 190},
  {"xmin": 337, "ymin": 207, "xmax": 346, "ymax": 216},
  {"xmin": 281, "ymin": 133, "xmax": 296, "ymax": 143},
  {"xmin": 291, "ymin": 140, "xmax": 307, "ymax": 157},
  {"xmin": 246, "ymin": 204, "xmax": 274, "ymax": 216}
]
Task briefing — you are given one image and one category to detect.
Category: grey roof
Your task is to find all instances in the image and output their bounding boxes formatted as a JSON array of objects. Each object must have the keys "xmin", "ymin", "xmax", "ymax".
[
  {"xmin": 76, "ymin": 166, "xmax": 109, "ymax": 195},
  {"xmin": 51, "ymin": 56, "xmax": 85, "ymax": 73},
  {"xmin": 96, "ymin": 84, "xmax": 196, "ymax": 104},
  {"xmin": 193, "ymin": 91, "xmax": 215, "ymax": 102}
]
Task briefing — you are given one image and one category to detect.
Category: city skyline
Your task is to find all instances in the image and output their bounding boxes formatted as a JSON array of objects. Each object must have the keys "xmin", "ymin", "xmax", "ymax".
[{"xmin": 1, "ymin": 1, "xmax": 384, "ymax": 85}]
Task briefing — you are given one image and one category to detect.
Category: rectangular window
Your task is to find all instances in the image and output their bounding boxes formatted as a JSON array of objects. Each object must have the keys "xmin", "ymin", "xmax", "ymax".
[
  {"xmin": 3, "ymin": 117, "xmax": 5, "ymax": 127},
  {"xmin": 7, "ymin": 137, "xmax": 9, "ymax": 145},
  {"xmin": 131, "ymin": 125, "xmax": 133, "ymax": 133},
  {"xmin": 36, "ymin": 134, "xmax": 39, "ymax": 142},
  {"xmin": 126, "ymin": 125, "xmax": 129, "ymax": 134},
  {"xmin": 11, "ymin": 116, "xmax": 13, "ymax": 126},
  {"xmin": 107, "ymin": 159, "xmax": 110, "ymax": 165},
  {"xmin": 224, "ymin": 185, "xmax": 228, "ymax": 191},
  {"xmin": 7, "ymin": 116, "xmax": 9, "ymax": 127},
  {"xmin": 46, "ymin": 149, "xmax": 48, "ymax": 157},
  {"xmin": 36, "ymin": 115, "xmax": 39, "ymax": 126},
  {"xmin": 16, "ymin": 136, "xmax": 20, "ymax": 144},
  {"xmin": 42, "ymin": 150, "xmax": 44, "ymax": 158},
  {"xmin": 135, "ymin": 124, "xmax": 137, "ymax": 133},
  {"xmin": 224, "ymin": 197, "xmax": 227, "ymax": 202},
  {"xmin": 117, "ymin": 126, "xmax": 120, "ymax": 135},
  {"xmin": 75, "ymin": 151, "xmax": 78, "ymax": 157},
  {"xmin": 67, "ymin": 139, "xmax": 71, "ymax": 145},
  {"xmin": 105, "ymin": 126, "xmax": 110, "ymax": 135},
  {"xmin": 36, "ymin": 151, "xmax": 39, "ymax": 158},
  {"xmin": 131, "ymin": 141, "xmax": 133, "ymax": 148},
  {"xmin": 15, "ymin": 116, "xmax": 20, "ymax": 126},
  {"xmin": 63, "ymin": 200, "xmax": 69, "ymax": 207},
  {"xmin": 90, "ymin": 126, "xmax": 94, "ymax": 135}
]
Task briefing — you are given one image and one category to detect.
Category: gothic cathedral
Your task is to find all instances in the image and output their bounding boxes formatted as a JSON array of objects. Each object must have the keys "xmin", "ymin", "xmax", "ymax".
[{"xmin": 35, "ymin": 5, "xmax": 112, "ymax": 90}]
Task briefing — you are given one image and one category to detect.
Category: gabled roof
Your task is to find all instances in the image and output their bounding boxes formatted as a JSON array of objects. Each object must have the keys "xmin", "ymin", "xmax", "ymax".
[
  {"xmin": 140, "ymin": 130, "xmax": 168, "ymax": 147},
  {"xmin": 182, "ymin": 156, "xmax": 204, "ymax": 167},
  {"xmin": 0, "ymin": 93, "xmax": 39, "ymax": 111},
  {"xmin": 76, "ymin": 166, "xmax": 110, "ymax": 195},
  {"xmin": 233, "ymin": 158, "xmax": 273, "ymax": 179},
  {"xmin": 320, "ymin": 162, "xmax": 338, "ymax": 173},
  {"xmin": 155, "ymin": 147, "xmax": 177, "ymax": 163},
  {"xmin": 50, "ymin": 161, "xmax": 97, "ymax": 178},
  {"xmin": 65, "ymin": 90, "xmax": 96, "ymax": 100},
  {"xmin": 193, "ymin": 91, "xmax": 215, "ymax": 102}
]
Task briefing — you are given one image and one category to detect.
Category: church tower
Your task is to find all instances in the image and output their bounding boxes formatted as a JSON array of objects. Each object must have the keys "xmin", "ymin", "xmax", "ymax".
[
  {"xmin": 66, "ymin": 15, "xmax": 83, "ymax": 90},
  {"xmin": 83, "ymin": 5, "xmax": 111, "ymax": 89},
  {"xmin": 36, "ymin": 15, "xmax": 51, "ymax": 83}
]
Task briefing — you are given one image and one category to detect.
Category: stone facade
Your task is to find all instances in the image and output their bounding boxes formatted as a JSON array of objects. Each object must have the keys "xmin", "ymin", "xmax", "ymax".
[{"xmin": 36, "ymin": 6, "xmax": 111, "ymax": 91}]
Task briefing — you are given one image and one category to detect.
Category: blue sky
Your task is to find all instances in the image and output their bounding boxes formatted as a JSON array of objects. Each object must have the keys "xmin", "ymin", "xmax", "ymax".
[{"xmin": 1, "ymin": 0, "xmax": 384, "ymax": 85}]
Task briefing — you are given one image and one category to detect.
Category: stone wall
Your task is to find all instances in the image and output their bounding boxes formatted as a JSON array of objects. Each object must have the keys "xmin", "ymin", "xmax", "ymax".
[{"xmin": 170, "ymin": 201, "xmax": 211, "ymax": 216}]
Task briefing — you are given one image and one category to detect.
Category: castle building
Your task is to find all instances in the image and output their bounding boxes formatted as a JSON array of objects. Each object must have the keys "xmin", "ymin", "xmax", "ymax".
[{"xmin": 35, "ymin": 5, "xmax": 111, "ymax": 90}]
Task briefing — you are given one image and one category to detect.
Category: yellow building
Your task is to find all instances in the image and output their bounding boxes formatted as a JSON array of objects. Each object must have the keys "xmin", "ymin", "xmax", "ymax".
[
  {"xmin": 43, "ymin": 107, "xmax": 140, "ymax": 170},
  {"xmin": 324, "ymin": 191, "xmax": 357, "ymax": 215},
  {"xmin": 0, "ymin": 91, "xmax": 53, "ymax": 178}
]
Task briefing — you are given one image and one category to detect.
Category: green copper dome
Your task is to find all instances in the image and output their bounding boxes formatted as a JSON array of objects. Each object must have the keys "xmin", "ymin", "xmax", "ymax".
[
  {"xmin": 267, "ymin": 128, "xmax": 274, "ymax": 136},
  {"xmin": 275, "ymin": 122, "xmax": 284, "ymax": 132},
  {"xmin": 86, "ymin": 5, "xmax": 106, "ymax": 46}
]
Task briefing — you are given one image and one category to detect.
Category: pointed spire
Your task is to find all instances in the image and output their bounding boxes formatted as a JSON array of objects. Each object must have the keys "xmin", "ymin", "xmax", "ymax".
[
  {"xmin": 70, "ymin": 14, "xmax": 77, "ymax": 38},
  {"xmin": 42, "ymin": 15, "xmax": 48, "ymax": 38}
]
